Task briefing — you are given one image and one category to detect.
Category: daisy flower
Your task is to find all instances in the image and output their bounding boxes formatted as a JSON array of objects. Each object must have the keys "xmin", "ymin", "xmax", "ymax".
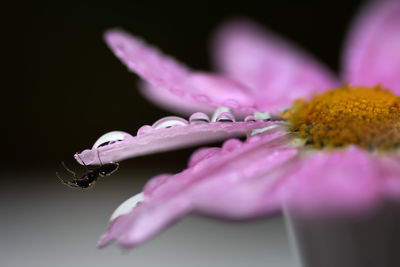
[{"xmin": 75, "ymin": 0, "xmax": 400, "ymax": 253}]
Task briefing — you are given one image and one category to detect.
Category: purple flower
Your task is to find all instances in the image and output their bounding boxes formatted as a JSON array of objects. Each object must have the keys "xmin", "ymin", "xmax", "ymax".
[{"xmin": 75, "ymin": 1, "xmax": 400, "ymax": 249}]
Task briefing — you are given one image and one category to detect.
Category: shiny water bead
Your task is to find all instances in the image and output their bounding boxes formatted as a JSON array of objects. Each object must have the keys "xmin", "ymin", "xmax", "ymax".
[
  {"xmin": 152, "ymin": 116, "xmax": 188, "ymax": 129},
  {"xmin": 244, "ymin": 115, "xmax": 257, "ymax": 122},
  {"xmin": 253, "ymin": 111, "xmax": 271, "ymax": 121},
  {"xmin": 92, "ymin": 131, "xmax": 131, "ymax": 149},
  {"xmin": 110, "ymin": 192, "xmax": 144, "ymax": 221},
  {"xmin": 137, "ymin": 125, "xmax": 154, "ymax": 136},
  {"xmin": 211, "ymin": 107, "xmax": 232, "ymax": 122},
  {"xmin": 282, "ymin": 85, "xmax": 400, "ymax": 150},
  {"xmin": 222, "ymin": 139, "xmax": 242, "ymax": 152},
  {"xmin": 216, "ymin": 112, "xmax": 236, "ymax": 122},
  {"xmin": 250, "ymin": 124, "xmax": 279, "ymax": 136},
  {"xmin": 189, "ymin": 112, "xmax": 210, "ymax": 124}
]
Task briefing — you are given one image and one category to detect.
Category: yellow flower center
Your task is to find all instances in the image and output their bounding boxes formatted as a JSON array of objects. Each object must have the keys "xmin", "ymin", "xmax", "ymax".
[{"xmin": 282, "ymin": 84, "xmax": 400, "ymax": 150}]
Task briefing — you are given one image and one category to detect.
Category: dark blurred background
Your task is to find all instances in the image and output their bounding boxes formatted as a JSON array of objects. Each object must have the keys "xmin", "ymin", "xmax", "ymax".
[{"xmin": 2, "ymin": 0, "xmax": 365, "ymax": 266}]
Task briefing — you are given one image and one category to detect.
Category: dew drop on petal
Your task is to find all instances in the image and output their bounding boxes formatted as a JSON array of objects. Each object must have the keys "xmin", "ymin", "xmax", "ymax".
[
  {"xmin": 110, "ymin": 192, "xmax": 145, "ymax": 222},
  {"xmin": 222, "ymin": 139, "xmax": 242, "ymax": 152},
  {"xmin": 137, "ymin": 125, "xmax": 154, "ymax": 136},
  {"xmin": 92, "ymin": 131, "xmax": 131, "ymax": 149},
  {"xmin": 189, "ymin": 112, "xmax": 210, "ymax": 124},
  {"xmin": 244, "ymin": 115, "xmax": 257, "ymax": 122},
  {"xmin": 152, "ymin": 116, "xmax": 188, "ymax": 130},
  {"xmin": 250, "ymin": 124, "xmax": 279, "ymax": 136},
  {"xmin": 216, "ymin": 112, "xmax": 236, "ymax": 122},
  {"xmin": 253, "ymin": 111, "xmax": 271, "ymax": 121},
  {"xmin": 211, "ymin": 107, "xmax": 233, "ymax": 122}
]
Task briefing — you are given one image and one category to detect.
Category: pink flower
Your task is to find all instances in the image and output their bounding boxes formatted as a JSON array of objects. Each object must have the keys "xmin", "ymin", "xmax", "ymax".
[{"xmin": 75, "ymin": 1, "xmax": 400, "ymax": 249}]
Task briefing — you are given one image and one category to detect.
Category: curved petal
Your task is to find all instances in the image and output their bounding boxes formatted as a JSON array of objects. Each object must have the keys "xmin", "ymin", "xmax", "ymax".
[
  {"xmin": 75, "ymin": 119, "xmax": 275, "ymax": 165},
  {"xmin": 374, "ymin": 155, "xmax": 400, "ymax": 203},
  {"xmin": 342, "ymin": 1, "xmax": 400, "ymax": 94},
  {"xmin": 212, "ymin": 20, "xmax": 338, "ymax": 112},
  {"xmin": 104, "ymin": 29, "xmax": 257, "ymax": 115},
  {"xmin": 98, "ymin": 130, "xmax": 299, "ymax": 249},
  {"xmin": 284, "ymin": 147, "xmax": 392, "ymax": 218},
  {"xmin": 139, "ymin": 81, "xmax": 217, "ymax": 115}
]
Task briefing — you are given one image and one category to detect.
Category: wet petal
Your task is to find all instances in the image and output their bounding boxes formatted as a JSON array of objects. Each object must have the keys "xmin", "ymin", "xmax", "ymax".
[
  {"xmin": 98, "ymin": 130, "xmax": 298, "ymax": 248},
  {"xmin": 104, "ymin": 29, "xmax": 256, "ymax": 115},
  {"xmin": 284, "ymin": 147, "xmax": 390, "ymax": 217},
  {"xmin": 212, "ymin": 20, "xmax": 338, "ymax": 112},
  {"xmin": 75, "ymin": 118, "xmax": 275, "ymax": 165},
  {"xmin": 110, "ymin": 192, "xmax": 144, "ymax": 221},
  {"xmin": 342, "ymin": 1, "xmax": 400, "ymax": 94}
]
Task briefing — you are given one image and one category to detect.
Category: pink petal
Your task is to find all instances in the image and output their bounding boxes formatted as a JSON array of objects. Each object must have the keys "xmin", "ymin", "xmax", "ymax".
[
  {"xmin": 342, "ymin": 1, "xmax": 400, "ymax": 94},
  {"xmin": 104, "ymin": 29, "xmax": 256, "ymax": 115},
  {"xmin": 139, "ymin": 81, "xmax": 216, "ymax": 115},
  {"xmin": 98, "ymin": 130, "xmax": 299, "ymax": 248},
  {"xmin": 212, "ymin": 20, "xmax": 338, "ymax": 112},
  {"xmin": 187, "ymin": 147, "xmax": 221, "ymax": 168},
  {"xmin": 374, "ymin": 155, "xmax": 400, "ymax": 203},
  {"xmin": 75, "ymin": 120, "xmax": 274, "ymax": 165},
  {"xmin": 284, "ymin": 147, "xmax": 390, "ymax": 218}
]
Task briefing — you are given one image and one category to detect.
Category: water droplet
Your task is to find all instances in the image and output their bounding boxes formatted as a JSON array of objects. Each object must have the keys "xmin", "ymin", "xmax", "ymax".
[
  {"xmin": 216, "ymin": 112, "xmax": 235, "ymax": 122},
  {"xmin": 110, "ymin": 192, "xmax": 145, "ymax": 222},
  {"xmin": 92, "ymin": 131, "xmax": 131, "ymax": 149},
  {"xmin": 222, "ymin": 139, "xmax": 242, "ymax": 152},
  {"xmin": 250, "ymin": 125, "xmax": 279, "ymax": 136},
  {"xmin": 244, "ymin": 115, "xmax": 256, "ymax": 122},
  {"xmin": 253, "ymin": 111, "xmax": 271, "ymax": 121},
  {"xmin": 211, "ymin": 107, "xmax": 232, "ymax": 122},
  {"xmin": 137, "ymin": 125, "xmax": 154, "ymax": 136},
  {"xmin": 152, "ymin": 116, "xmax": 188, "ymax": 130},
  {"xmin": 189, "ymin": 112, "xmax": 210, "ymax": 124}
]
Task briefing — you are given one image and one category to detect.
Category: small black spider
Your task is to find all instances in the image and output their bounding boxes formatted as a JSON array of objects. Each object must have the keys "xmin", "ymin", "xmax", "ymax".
[{"xmin": 57, "ymin": 152, "xmax": 119, "ymax": 189}]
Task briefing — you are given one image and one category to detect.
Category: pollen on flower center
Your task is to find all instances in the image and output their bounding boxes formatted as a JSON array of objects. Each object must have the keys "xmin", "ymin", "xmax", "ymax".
[{"xmin": 282, "ymin": 84, "xmax": 400, "ymax": 150}]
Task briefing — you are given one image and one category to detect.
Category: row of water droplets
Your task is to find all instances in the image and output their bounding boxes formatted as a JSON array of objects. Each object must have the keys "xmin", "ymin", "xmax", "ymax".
[{"xmin": 92, "ymin": 107, "xmax": 272, "ymax": 149}]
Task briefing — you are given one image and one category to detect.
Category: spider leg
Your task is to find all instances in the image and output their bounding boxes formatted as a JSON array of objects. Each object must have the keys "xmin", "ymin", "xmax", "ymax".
[
  {"xmin": 61, "ymin": 162, "xmax": 77, "ymax": 178},
  {"xmin": 97, "ymin": 150, "xmax": 103, "ymax": 166},
  {"xmin": 56, "ymin": 171, "xmax": 66, "ymax": 182},
  {"xmin": 56, "ymin": 172, "xmax": 71, "ymax": 185}
]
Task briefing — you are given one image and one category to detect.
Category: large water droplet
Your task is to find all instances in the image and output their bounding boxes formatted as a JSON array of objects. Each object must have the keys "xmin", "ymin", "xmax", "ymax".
[
  {"xmin": 110, "ymin": 192, "xmax": 145, "ymax": 221},
  {"xmin": 244, "ymin": 115, "xmax": 256, "ymax": 122},
  {"xmin": 152, "ymin": 116, "xmax": 188, "ymax": 129},
  {"xmin": 137, "ymin": 125, "xmax": 154, "ymax": 136},
  {"xmin": 189, "ymin": 112, "xmax": 210, "ymax": 124},
  {"xmin": 253, "ymin": 111, "xmax": 271, "ymax": 121},
  {"xmin": 216, "ymin": 112, "xmax": 236, "ymax": 122},
  {"xmin": 92, "ymin": 131, "xmax": 131, "ymax": 149},
  {"xmin": 222, "ymin": 139, "xmax": 242, "ymax": 152},
  {"xmin": 212, "ymin": 107, "xmax": 233, "ymax": 122},
  {"xmin": 250, "ymin": 125, "xmax": 279, "ymax": 136}
]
